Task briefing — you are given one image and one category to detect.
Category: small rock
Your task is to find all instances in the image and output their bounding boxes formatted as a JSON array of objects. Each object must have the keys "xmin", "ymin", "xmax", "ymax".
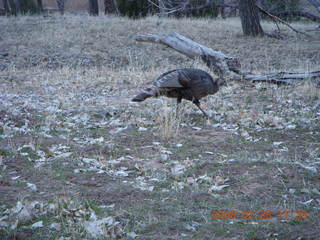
[
  {"xmin": 287, "ymin": 124, "xmax": 296, "ymax": 129},
  {"xmin": 138, "ymin": 127, "xmax": 147, "ymax": 132},
  {"xmin": 209, "ymin": 185, "xmax": 229, "ymax": 192},
  {"xmin": 115, "ymin": 170, "xmax": 129, "ymax": 177},
  {"xmin": 127, "ymin": 232, "xmax": 138, "ymax": 239},
  {"xmin": 160, "ymin": 154, "xmax": 169, "ymax": 161},
  {"xmin": 50, "ymin": 223, "xmax": 61, "ymax": 231},
  {"xmin": 301, "ymin": 188, "xmax": 310, "ymax": 194},
  {"xmin": 27, "ymin": 183, "xmax": 37, "ymax": 192},
  {"xmin": 82, "ymin": 158, "xmax": 96, "ymax": 164},
  {"xmin": 171, "ymin": 164, "xmax": 185, "ymax": 176},
  {"xmin": 273, "ymin": 142, "xmax": 284, "ymax": 146},
  {"xmin": 289, "ymin": 188, "xmax": 296, "ymax": 194},
  {"xmin": 17, "ymin": 208, "xmax": 32, "ymax": 222},
  {"xmin": 31, "ymin": 221, "xmax": 43, "ymax": 229},
  {"xmin": 312, "ymin": 188, "xmax": 320, "ymax": 195}
]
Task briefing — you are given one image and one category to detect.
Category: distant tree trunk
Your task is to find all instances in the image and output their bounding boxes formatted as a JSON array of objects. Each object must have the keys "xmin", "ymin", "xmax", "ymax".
[
  {"xmin": 104, "ymin": 0, "xmax": 116, "ymax": 14},
  {"xmin": 218, "ymin": 0, "xmax": 226, "ymax": 18},
  {"xmin": 239, "ymin": 0, "xmax": 264, "ymax": 36},
  {"xmin": 7, "ymin": 0, "xmax": 17, "ymax": 15},
  {"xmin": 4, "ymin": 0, "xmax": 9, "ymax": 15},
  {"xmin": 37, "ymin": 0, "xmax": 43, "ymax": 12},
  {"xmin": 14, "ymin": 0, "xmax": 20, "ymax": 15},
  {"xmin": 57, "ymin": 0, "xmax": 64, "ymax": 15},
  {"xmin": 89, "ymin": 0, "xmax": 99, "ymax": 16}
]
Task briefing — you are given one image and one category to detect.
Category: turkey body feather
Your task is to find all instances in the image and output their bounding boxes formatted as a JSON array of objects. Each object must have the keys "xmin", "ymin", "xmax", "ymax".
[{"xmin": 132, "ymin": 68, "xmax": 221, "ymax": 117}]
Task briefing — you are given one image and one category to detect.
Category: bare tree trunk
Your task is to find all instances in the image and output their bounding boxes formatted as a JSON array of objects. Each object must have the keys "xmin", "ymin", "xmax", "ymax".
[
  {"xmin": 239, "ymin": 0, "xmax": 264, "ymax": 36},
  {"xmin": 104, "ymin": 0, "xmax": 116, "ymax": 14},
  {"xmin": 218, "ymin": 0, "xmax": 226, "ymax": 18},
  {"xmin": 136, "ymin": 32, "xmax": 320, "ymax": 85},
  {"xmin": 37, "ymin": 0, "xmax": 43, "ymax": 13},
  {"xmin": 56, "ymin": 0, "xmax": 64, "ymax": 15},
  {"xmin": 7, "ymin": 0, "xmax": 17, "ymax": 15},
  {"xmin": 14, "ymin": 0, "xmax": 20, "ymax": 15},
  {"xmin": 89, "ymin": 0, "xmax": 99, "ymax": 16},
  {"xmin": 4, "ymin": 0, "xmax": 9, "ymax": 15}
]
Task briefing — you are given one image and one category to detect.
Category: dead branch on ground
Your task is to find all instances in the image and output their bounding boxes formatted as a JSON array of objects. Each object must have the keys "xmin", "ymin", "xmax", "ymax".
[
  {"xmin": 135, "ymin": 32, "xmax": 241, "ymax": 78},
  {"xmin": 135, "ymin": 32, "xmax": 320, "ymax": 85}
]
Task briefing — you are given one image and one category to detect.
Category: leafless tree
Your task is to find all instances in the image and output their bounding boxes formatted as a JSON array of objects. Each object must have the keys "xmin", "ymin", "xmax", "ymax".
[
  {"xmin": 104, "ymin": 0, "xmax": 116, "ymax": 14},
  {"xmin": 37, "ymin": 0, "xmax": 43, "ymax": 12},
  {"xmin": 239, "ymin": 0, "xmax": 264, "ymax": 36},
  {"xmin": 56, "ymin": 0, "xmax": 64, "ymax": 15},
  {"xmin": 89, "ymin": 0, "xmax": 99, "ymax": 16}
]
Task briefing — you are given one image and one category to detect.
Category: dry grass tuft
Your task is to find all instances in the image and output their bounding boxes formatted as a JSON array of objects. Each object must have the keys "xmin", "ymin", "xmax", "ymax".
[{"xmin": 155, "ymin": 99, "xmax": 185, "ymax": 140}]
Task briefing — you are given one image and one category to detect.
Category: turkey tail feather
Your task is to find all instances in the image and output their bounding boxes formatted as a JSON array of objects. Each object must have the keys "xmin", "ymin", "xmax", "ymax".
[{"xmin": 131, "ymin": 92, "xmax": 153, "ymax": 102}]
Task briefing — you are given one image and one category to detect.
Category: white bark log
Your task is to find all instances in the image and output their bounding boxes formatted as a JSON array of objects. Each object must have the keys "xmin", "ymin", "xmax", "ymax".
[
  {"xmin": 135, "ymin": 32, "xmax": 320, "ymax": 85},
  {"xmin": 245, "ymin": 71, "xmax": 320, "ymax": 85},
  {"xmin": 135, "ymin": 32, "xmax": 241, "ymax": 79}
]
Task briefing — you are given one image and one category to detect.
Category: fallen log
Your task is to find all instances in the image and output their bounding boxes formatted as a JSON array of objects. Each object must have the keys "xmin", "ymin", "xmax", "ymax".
[
  {"xmin": 135, "ymin": 32, "xmax": 241, "ymax": 78},
  {"xmin": 245, "ymin": 71, "xmax": 320, "ymax": 85},
  {"xmin": 135, "ymin": 32, "xmax": 320, "ymax": 85}
]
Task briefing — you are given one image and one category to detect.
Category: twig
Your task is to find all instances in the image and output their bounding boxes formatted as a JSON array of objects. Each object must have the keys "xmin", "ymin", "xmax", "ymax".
[{"xmin": 256, "ymin": 4, "xmax": 313, "ymax": 38}]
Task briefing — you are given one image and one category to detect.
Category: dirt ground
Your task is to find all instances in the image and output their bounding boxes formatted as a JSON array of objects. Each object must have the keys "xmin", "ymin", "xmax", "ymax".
[{"xmin": 0, "ymin": 14, "xmax": 320, "ymax": 240}]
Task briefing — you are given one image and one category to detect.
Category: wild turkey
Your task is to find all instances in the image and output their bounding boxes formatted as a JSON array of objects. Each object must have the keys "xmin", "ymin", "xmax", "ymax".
[{"xmin": 132, "ymin": 68, "xmax": 224, "ymax": 117}]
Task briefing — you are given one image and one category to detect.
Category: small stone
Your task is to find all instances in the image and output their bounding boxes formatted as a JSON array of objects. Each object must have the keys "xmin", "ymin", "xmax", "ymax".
[
  {"xmin": 301, "ymin": 188, "xmax": 310, "ymax": 194},
  {"xmin": 17, "ymin": 207, "xmax": 33, "ymax": 222},
  {"xmin": 127, "ymin": 232, "xmax": 138, "ymax": 239},
  {"xmin": 273, "ymin": 142, "xmax": 284, "ymax": 146},
  {"xmin": 27, "ymin": 183, "xmax": 37, "ymax": 192},
  {"xmin": 289, "ymin": 188, "xmax": 296, "ymax": 194},
  {"xmin": 31, "ymin": 221, "xmax": 43, "ymax": 229},
  {"xmin": 138, "ymin": 127, "xmax": 147, "ymax": 131},
  {"xmin": 209, "ymin": 185, "xmax": 229, "ymax": 192},
  {"xmin": 312, "ymin": 188, "xmax": 320, "ymax": 195},
  {"xmin": 50, "ymin": 223, "xmax": 61, "ymax": 231},
  {"xmin": 160, "ymin": 154, "xmax": 168, "ymax": 161}
]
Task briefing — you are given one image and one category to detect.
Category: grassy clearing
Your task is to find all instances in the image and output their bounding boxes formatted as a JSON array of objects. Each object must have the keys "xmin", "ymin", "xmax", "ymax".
[{"xmin": 0, "ymin": 14, "xmax": 320, "ymax": 239}]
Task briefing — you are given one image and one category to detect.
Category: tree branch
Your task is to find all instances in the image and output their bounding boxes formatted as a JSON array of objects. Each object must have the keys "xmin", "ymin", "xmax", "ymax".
[
  {"xmin": 135, "ymin": 32, "xmax": 320, "ymax": 85},
  {"xmin": 274, "ymin": 10, "xmax": 320, "ymax": 23},
  {"xmin": 135, "ymin": 32, "xmax": 241, "ymax": 78},
  {"xmin": 256, "ymin": 5, "xmax": 313, "ymax": 38}
]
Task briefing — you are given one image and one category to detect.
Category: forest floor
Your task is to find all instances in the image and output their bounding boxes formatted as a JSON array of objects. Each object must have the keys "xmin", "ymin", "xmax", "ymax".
[{"xmin": 0, "ymin": 14, "xmax": 320, "ymax": 240}]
